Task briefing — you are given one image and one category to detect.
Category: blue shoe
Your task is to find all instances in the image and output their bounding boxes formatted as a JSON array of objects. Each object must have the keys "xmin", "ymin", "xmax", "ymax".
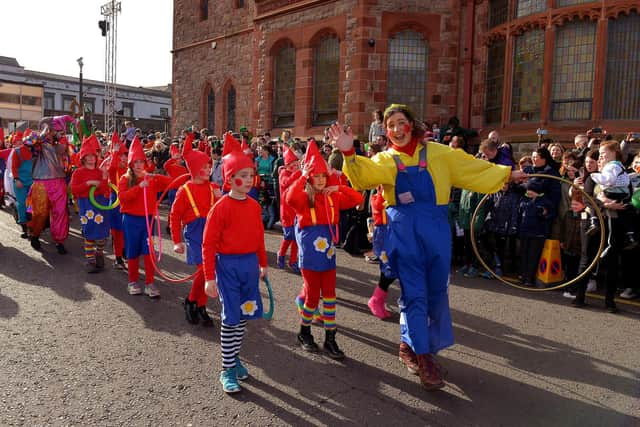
[
  {"xmin": 289, "ymin": 262, "xmax": 301, "ymax": 275},
  {"xmin": 464, "ymin": 267, "xmax": 479, "ymax": 278},
  {"xmin": 235, "ymin": 357, "xmax": 249, "ymax": 381},
  {"xmin": 481, "ymin": 271, "xmax": 493, "ymax": 280},
  {"xmin": 277, "ymin": 255, "xmax": 285, "ymax": 269},
  {"xmin": 219, "ymin": 368, "xmax": 241, "ymax": 394}
]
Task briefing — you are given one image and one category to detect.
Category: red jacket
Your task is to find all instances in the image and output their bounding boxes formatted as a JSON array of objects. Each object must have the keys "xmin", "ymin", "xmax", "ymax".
[
  {"xmin": 278, "ymin": 168, "xmax": 302, "ymax": 227},
  {"xmin": 164, "ymin": 158, "xmax": 188, "ymax": 179},
  {"xmin": 70, "ymin": 167, "xmax": 110, "ymax": 199},
  {"xmin": 169, "ymin": 181, "xmax": 219, "ymax": 244},
  {"xmin": 118, "ymin": 173, "xmax": 172, "ymax": 216},
  {"xmin": 286, "ymin": 175, "xmax": 364, "ymax": 229}
]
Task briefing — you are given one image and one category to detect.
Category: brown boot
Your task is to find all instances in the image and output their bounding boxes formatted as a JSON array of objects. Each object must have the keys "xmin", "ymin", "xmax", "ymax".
[
  {"xmin": 398, "ymin": 342, "xmax": 419, "ymax": 375},
  {"xmin": 416, "ymin": 353, "xmax": 445, "ymax": 390}
]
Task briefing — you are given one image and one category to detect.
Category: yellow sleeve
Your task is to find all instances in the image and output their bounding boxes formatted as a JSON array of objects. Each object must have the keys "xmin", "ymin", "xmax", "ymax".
[
  {"xmin": 447, "ymin": 148, "xmax": 511, "ymax": 194},
  {"xmin": 341, "ymin": 151, "xmax": 397, "ymax": 191}
]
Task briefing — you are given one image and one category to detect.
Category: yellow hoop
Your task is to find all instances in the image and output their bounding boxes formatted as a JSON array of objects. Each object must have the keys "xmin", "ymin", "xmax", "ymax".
[{"xmin": 469, "ymin": 173, "xmax": 605, "ymax": 292}]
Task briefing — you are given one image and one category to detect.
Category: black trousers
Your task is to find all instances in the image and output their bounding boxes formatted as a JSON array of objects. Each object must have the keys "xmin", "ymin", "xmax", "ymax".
[{"xmin": 520, "ymin": 235, "xmax": 545, "ymax": 284}]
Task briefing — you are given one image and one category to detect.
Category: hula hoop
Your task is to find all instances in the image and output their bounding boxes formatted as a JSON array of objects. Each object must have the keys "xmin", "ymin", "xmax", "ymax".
[
  {"xmin": 89, "ymin": 183, "xmax": 120, "ymax": 210},
  {"xmin": 143, "ymin": 173, "xmax": 197, "ymax": 284},
  {"xmin": 262, "ymin": 277, "xmax": 275, "ymax": 320},
  {"xmin": 469, "ymin": 173, "xmax": 605, "ymax": 292}
]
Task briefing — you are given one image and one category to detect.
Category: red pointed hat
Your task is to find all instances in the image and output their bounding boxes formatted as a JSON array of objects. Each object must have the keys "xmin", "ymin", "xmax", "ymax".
[
  {"xmin": 111, "ymin": 131, "xmax": 127, "ymax": 155},
  {"xmin": 127, "ymin": 136, "xmax": 146, "ymax": 166},
  {"xmin": 283, "ymin": 145, "xmax": 298, "ymax": 165},
  {"xmin": 79, "ymin": 134, "xmax": 100, "ymax": 159},
  {"xmin": 222, "ymin": 132, "xmax": 242, "ymax": 157},
  {"xmin": 169, "ymin": 143, "xmax": 180, "ymax": 156},
  {"xmin": 10, "ymin": 131, "xmax": 24, "ymax": 145},
  {"xmin": 182, "ymin": 133, "xmax": 211, "ymax": 176},
  {"xmin": 222, "ymin": 150, "xmax": 255, "ymax": 184},
  {"xmin": 304, "ymin": 139, "xmax": 328, "ymax": 175}
]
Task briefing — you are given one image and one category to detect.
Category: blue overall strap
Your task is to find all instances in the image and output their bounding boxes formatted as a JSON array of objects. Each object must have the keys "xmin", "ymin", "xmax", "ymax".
[{"xmin": 391, "ymin": 143, "xmax": 428, "ymax": 173}]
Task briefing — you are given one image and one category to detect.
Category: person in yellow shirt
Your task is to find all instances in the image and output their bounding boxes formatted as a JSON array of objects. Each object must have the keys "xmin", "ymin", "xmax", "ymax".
[{"xmin": 329, "ymin": 104, "xmax": 525, "ymax": 390}]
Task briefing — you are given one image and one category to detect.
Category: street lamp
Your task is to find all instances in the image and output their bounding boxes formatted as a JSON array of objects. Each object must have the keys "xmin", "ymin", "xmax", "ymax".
[{"xmin": 77, "ymin": 57, "xmax": 84, "ymax": 117}]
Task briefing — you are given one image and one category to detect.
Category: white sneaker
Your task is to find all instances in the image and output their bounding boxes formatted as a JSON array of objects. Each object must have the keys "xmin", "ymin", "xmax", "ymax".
[
  {"xmin": 127, "ymin": 282, "xmax": 143, "ymax": 295},
  {"xmin": 145, "ymin": 283, "xmax": 161, "ymax": 298},
  {"xmin": 586, "ymin": 279, "xmax": 597, "ymax": 293},
  {"xmin": 563, "ymin": 291, "xmax": 576, "ymax": 299},
  {"xmin": 620, "ymin": 288, "xmax": 637, "ymax": 299}
]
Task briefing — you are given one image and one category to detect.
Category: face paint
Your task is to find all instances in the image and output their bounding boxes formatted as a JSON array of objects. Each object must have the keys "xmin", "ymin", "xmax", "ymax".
[
  {"xmin": 234, "ymin": 178, "xmax": 243, "ymax": 187},
  {"xmin": 403, "ymin": 124, "xmax": 411, "ymax": 134},
  {"xmin": 386, "ymin": 129, "xmax": 394, "ymax": 140}
]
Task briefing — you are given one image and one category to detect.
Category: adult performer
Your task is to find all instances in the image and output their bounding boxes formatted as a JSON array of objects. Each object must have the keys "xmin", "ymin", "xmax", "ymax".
[
  {"xmin": 29, "ymin": 115, "xmax": 75, "ymax": 253},
  {"xmin": 330, "ymin": 104, "xmax": 525, "ymax": 390}
]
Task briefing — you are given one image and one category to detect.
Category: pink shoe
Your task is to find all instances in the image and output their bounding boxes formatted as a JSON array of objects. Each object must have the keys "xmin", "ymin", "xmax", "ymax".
[{"xmin": 367, "ymin": 287, "xmax": 391, "ymax": 319}]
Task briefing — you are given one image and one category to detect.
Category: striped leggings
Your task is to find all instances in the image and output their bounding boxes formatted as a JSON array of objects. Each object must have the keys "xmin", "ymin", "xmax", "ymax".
[{"xmin": 221, "ymin": 320, "xmax": 247, "ymax": 369}]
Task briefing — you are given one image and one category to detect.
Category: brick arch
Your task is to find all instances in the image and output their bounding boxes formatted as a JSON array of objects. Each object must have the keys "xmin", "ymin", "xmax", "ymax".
[
  {"xmin": 385, "ymin": 22, "xmax": 433, "ymax": 44},
  {"xmin": 268, "ymin": 37, "xmax": 296, "ymax": 56},
  {"xmin": 306, "ymin": 27, "xmax": 341, "ymax": 48}
]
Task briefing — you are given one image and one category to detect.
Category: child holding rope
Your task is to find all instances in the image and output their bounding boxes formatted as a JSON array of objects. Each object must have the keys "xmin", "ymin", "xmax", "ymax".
[
  {"xmin": 276, "ymin": 145, "xmax": 302, "ymax": 273},
  {"xmin": 118, "ymin": 137, "xmax": 172, "ymax": 298},
  {"xmin": 106, "ymin": 132, "xmax": 128, "ymax": 270},
  {"xmin": 170, "ymin": 133, "xmax": 220, "ymax": 326},
  {"xmin": 70, "ymin": 135, "xmax": 111, "ymax": 273},
  {"xmin": 202, "ymin": 145, "xmax": 268, "ymax": 394}
]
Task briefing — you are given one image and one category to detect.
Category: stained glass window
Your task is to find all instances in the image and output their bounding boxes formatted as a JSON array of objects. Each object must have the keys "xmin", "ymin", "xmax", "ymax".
[
  {"xmin": 313, "ymin": 35, "xmax": 339, "ymax": 126},
  {"xmin": 207, "ymin": 89, "xmax": 215, "ymax": 132},
  {"xmin": 486, "ymin": 40, "xmax": 506, "ymax": 124},
  {"xmin": 227, "ymin": 85, "xmax": 236, "ymax": 132},
  {"xmin": 489, "ymin": 0, "xmax": 509, "ymax": 28},
  {"xmin": 604, "ymin": 12, "xmax": 640, "ymax": 120},
  {"xmin": 387, "ymin": 30, "xmax": 428, "ymax": 120},
  {"xmin": 273, "ymin": 46, "xmax": 296, "ymax": 128},
  {"xmin": 511, "ymin": 29, "xmax": 544, "ymax": 122},
  {"xmin": 516, "ymin": 0, "xmax": 546, "ymax": 18},
  {"xmin": 551, "ymin": 20, "xmax": 596, "ymax": 121}
]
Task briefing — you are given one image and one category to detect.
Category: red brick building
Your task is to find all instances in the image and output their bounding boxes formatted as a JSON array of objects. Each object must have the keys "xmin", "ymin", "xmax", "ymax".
[{"xmin": 172, "ymin": 0, "xmax": 640, "ymax": 143}]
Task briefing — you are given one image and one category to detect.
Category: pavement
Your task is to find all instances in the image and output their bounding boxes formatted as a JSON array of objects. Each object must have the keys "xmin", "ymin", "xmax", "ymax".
[{"xmin": 0, "ymin": 206, "xmax": 639, "ymax": 426}]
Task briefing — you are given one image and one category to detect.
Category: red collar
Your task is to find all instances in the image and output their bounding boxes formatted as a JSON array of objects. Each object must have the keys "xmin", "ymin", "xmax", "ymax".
[{"xmin": 391, "ymin": 138, "xmax": 418, "ymax": 156}]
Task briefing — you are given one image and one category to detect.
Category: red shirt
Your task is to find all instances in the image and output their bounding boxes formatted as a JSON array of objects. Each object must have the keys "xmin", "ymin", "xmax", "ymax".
[
  {"xmin": 118, "ymin": 173, "xmax": 172, "ymax": 216},
  {"xmin": 108, "ymin": 162, "xmax": 128, "ymax": 187},
  {"xmin": 11, "ymin": 147, "xmax": 32, "ymax": 178},
  {"xmin": 70, "ymin": 167, "xmax": 110, "ymax": 199},
  {"xmin": 164, "ymin": 158, "xmax": 188, "ymax": 179},
  {"xmin": 285, "ymin": 175, "xmax": 364, "ymax": 229},
  {"xmin": 202, "ymin": 195, "xmax": 267, "ymax": 280},
  {"xmin": 169, "ymin": 181, "xmax": 219, "ymax": 244},
  {"xmin": 370, "ymin": 192, "xmax": 388, "ymax": 225},
  {"xmin": 278, "ymin": 168, "xmax": 302, "ymax": 227}
]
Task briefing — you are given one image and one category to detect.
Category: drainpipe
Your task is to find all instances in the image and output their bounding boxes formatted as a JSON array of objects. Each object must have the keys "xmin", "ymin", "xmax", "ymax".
[{"xmin": 463, "ymin": 0, "xmax": 476, "ymax": 128}]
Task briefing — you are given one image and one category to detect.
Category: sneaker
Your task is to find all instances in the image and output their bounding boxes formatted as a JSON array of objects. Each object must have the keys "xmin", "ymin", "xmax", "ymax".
[
  {"xmin": 481, "ymin": 271, "xmax": 494, "ymax": 280},
  {"xmin": 144, "ymin": 283, "xmax": 161, "ymax": 298},
  {"xmin": 55, "ymin": 243, "xmax": 67, "ymax": 255},
  {"xmin": 30, "ymin": 236, "xmax": 42, "ymax": 251},
  {"xmin": 563, "ymin": 291, "xmax": 576, "ymax": 299},
  {"xmin": 365, "ymin": 255, "xmax": 379, "ymax": 264},
  {"xmin": 620, "ymin": 288, "xmax": 638, "ymax": 299},
  {"xmin": 219, "ymin": 368, "xmax": 241, "ymax": 394},
  {"xmin": 289, "ymin": 262, "xmax": 301, "ymax": 275},
  {"xmin": 114, "ymin": 257, "xmax": 127, "ymax": 271},
  {"xmin": 464, "ymin": 267, "xmax": 479, "ymax": 278},
  {"xmin": 277, "ymin": 255, "xmax": 285, "ymax": 269},
  {"xmin": 586, "ymin": 279, "xmax": 597, "ymax": 293},
  {"xmin": 235, "ymin": 357, "xmax": 249, "ymax": 381},
  {"xmin": 127, "ymin": 282, "xmax": 143, "ymax": 295}
]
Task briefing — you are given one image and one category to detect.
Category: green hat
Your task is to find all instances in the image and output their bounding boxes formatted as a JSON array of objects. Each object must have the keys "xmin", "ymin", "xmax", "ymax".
[{"xmin": 239, "ymin": 126, "xmax": 248, "ymax": 132}]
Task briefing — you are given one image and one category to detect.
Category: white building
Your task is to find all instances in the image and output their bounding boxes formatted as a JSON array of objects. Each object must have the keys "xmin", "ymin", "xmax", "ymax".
[{"xmin": 0, "ymin": 56, "xmax": 171, "ymax": 133}]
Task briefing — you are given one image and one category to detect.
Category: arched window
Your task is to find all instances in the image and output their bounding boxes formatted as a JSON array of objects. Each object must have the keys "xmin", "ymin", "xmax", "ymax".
[
  {"xmin": 485, "ymin": 39, "xmax": 506, "ymax": 124},
  {"xmin": 511, "ymin": 29, "xmax": 544, "ymax": 121},
  {"xmin": 227, "ymin": 85, "xmax": 236, "ymax": 132},
  {"xmin": 551, "ymin": 20, "xmax": 596, "ymax": 121},
  {"xmin": 604, "ymin": 11, "xmax": 640, "ymax": 120},
  {"xmin": 313, "ymin": 35, "xmax": 339, "ymax": 126},
  {"xmin": 207, "ymin": 88, "xmax": 215, "ymax": 132},
  {"xmin": 387, "ymin": 30, "xmax": 428, "ymax": 120},
  {"xmin": 273, "ymin": 45, "xmax": 296, "ymax": 127}
]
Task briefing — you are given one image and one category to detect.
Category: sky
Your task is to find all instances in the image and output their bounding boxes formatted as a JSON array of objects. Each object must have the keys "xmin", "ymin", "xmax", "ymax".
[{"xmin": 1, "ymin": 0, "xmax": 173, "ymax": 88}]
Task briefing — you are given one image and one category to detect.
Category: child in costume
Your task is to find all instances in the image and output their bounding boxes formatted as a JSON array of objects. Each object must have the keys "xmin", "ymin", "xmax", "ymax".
[
  {"xmin": 331, "ymin": 104, "xmax": 521, "ymax": 390},
  {"xmin": 276, "ymin": 145, "xmax": 302, "ymax": 273},
  {"xmin": 202, "ymin": 147, "xmax": 267, "ymax": 394},
  {"xmin": 10, "ymin": 131, "xmax": 33, "ymax": 238},
  {"xmin": 170, "ymin": 133, "xmax": 220, "ymax": 327},
  {"xmin": 70, "ymin": 135, "xmax": 111, "ymax": 273},
  {"xmin": 118, "ymin": 136, "xmax": 172, "ymax": 298},
  {"xmin": 106, "ymin": 132, "xmax": 128, "ymax": 270},
  {"xmin": 163, "ymin": 142, "xmax": 188, "ymax": 233},
  {"xmin": 367, "ymin": 185, "xmax": 397, "ymax": 319},
  {"xmin": 286, "ymin": 140, "xmax": 364, "ymax": 359}
]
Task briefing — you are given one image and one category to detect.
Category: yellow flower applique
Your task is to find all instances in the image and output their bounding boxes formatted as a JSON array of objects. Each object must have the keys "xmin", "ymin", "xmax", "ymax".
[
  {"xmin": 80, "ymin": 216, "xmax": 88, "ymax": 225},
  {"xmin": 380, "ymin": 251, "xmax": 388, "ymax": 264},
  {"xmin": 240, "ymin": 300, "xmax": 258, "ymax": 316},
  {"xmin": 94, "ymin": 214, "xmax": 104, "ymax": 225},
  {"xmin": 313, "ymin": 236, "xmax": 329, "ymax": 253},
  {"xmin": 326, "ymin": 245, "xmax": 335, "ymax": 259},
  {"xmin": 85, "ymin": 209, "xmax": 95, "ymax": 220}
]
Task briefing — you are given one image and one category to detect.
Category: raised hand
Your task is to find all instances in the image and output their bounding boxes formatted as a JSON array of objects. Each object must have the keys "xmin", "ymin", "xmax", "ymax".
[{"xmin": 328, "ymin": 122, "xmax": 354, "ymax": 152}]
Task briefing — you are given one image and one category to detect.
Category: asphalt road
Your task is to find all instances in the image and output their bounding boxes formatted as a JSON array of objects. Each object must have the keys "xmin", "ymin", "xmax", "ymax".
[{"xmin": 1, "ymin": 207, "xmax": 638, "ymax": 426}]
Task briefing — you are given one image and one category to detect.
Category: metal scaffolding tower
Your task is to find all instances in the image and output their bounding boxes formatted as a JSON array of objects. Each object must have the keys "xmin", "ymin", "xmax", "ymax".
[{"xmin": 101, "ymin": 0, "xmax": 121, "ymax": 133}]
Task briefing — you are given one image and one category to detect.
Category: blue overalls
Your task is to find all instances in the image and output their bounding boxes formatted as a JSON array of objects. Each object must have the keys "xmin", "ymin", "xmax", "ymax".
[{"xmin": 386, "ymin": 143, "xmax": 454, "ymax": 355}]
